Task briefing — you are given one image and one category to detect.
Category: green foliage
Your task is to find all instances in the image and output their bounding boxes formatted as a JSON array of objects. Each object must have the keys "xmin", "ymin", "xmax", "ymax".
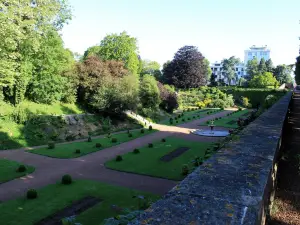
[
  {"xmin": 149, "ymin": 125, "xmax": 153, "ymax": 131},
  {"xmin": 48, "ymin": 141, "xmax": 55, "ymax": 149},
  {"xmin": 181, "ymin": 164, "xmax": 189, "ymax": 176},
  {"xmin": 27, "ymin": 189, "xmax": 38, "ymax": 199},
  {"xmin": 98, "ymin": 31, "xmax": 139, "ymax": 74},
  {"xmin": 203, "ymin": 58, "xmax": 212, "ymax": 82},
  {"xmin": 264, "ymin": 95, "xmax": 278, "ymax": 109},
  {"xmin": 241, "ymin": 97, "xmax": 251, "ymax": 108},
  {"xmin": 221, "ymin": 56, "xmax": 240, "ymax": 85},
  {"xmin": 133, "ymin": 148, "xmax": 140, "ymax": 154},
  {"xmin": 295, "ymin": 56, "xmax": 300, "ymax": 85},
  {"xmin": 140, "ymin": 60, "xmax": 162, "ymax": 80},
  {"xmin": 0, "ymin": 0, "xmax": 72, "ymax": 105},
  {"xmin": 223, "ymin": 88, "xmax": 286, "ymax": 107},
  {"xmin": 140, "ymin": 75, "xmax": 160, "ymax": 109},
  {"xmin": 140, "ymin": 129, "xmax": 145, "ymax": 134},
  {"xmin": 111, "ymin": 138, "xmax": 117, "ymax": 143},
  {"xmin": 161, "ymin": 138, "xmax": 166, "ymax": 142},
  {"xmin": 148, "ymin": 143, "xmax": 153, "ymax": 148},
  {"xmin": 116, "ymin": 155, "xmax": 123, "ymax": 161},
  {"xmin": 258, "ymin": 58, "xmax": 267, "ymax": 74},
  {"xmin": 75, "ymin": 149, "xmax": 81, "ymax": 154},
  {"xmin": 87, "ymin": 136, "xmax": 92, "ymax": 142},
  {"xmin": 249, "ymin": 72, "xmax": 279, "ymax": 88},
  {"xmin": 61, "ymin": 174, "xmax": 72, "ymax": 185},
  {"xmin": 246, "ymin": 58, "xmax": 259, "ymax": 80},
  {"xmin": 95, "ymin": 143, "xmax": 102, "ymax": 148},
  {"xmin": 82, "ymin": 45, "xmax": 102, "ymax": 60},
  {"xmin": 16, "ymin": 165, "xmax": 26, "ymax": 173},
  {"xmin": 273, "ymin": 64, "xmax": 293, "ymax": 84}
]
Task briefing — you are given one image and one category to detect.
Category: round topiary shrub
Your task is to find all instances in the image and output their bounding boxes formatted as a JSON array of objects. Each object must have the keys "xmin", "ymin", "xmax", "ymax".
[
  {"xmin": 27, "ymin": 189, "xmax": 38, "ymax": 199},
  {"xmin": 75, "ymin": 149, "xmax": 81, "ymax": 154},
  {"xmin": 170, "ymin": 121, "xmax": 173, "ymax": 125},
  {"xmin": 182, "ymin": 118, "xmax": 185, "ymax": 122},
  {"xmin": 116, "ymin": 155, "xmax": 123, "ymax": 161},
  {"xmin": 182, "ymin": 164, "xmax": 189, "ymax": 176},
  {"xmin": 128, "ymin": 133, "xmax": 133, "ymax": 138},
  {"xmin": 161, "ymin": 138, "xmax": 166, "ymax": 142},
  {"xmin": 61, "ymin": 174, "xmax": 72, "ymax": 185},
  {"xmin": 87, "ymin": 136, "xmax": 92, "ymax": 142},
  {"xmin": 133, "ymin": 148, "xmax": 140, "ymax": 154},
  {"xmin": 141, "ymin": 129, "xmax": 145, "ymax": 134},
  {"xmin": 17, "ymin": 165, "xmax": 26, "ymax": 173},
  {"xmin": 149, "ymin": 125, "xmax": 153, "ymax": 131},
  {"xmin": 48, "ymin": 141, "xmax": 55, "ymax": 149},
  {"xmin": 95, "ymin": 143, "xmax": 102, "ymax": 148},
  {"xmin": 176, "ymin": 120, "xmax": 178, "ymax": 123},
  {"xmin": 148, "ymin": 143, "xmax": 153, "ymax": 148},
  {"xmin": 111, "ymin": 138, "xmax": 117, "ymax": 143},
  {"xmin": 207, "ymin": 112, "xmax": 209, "ymax": 115},
  {"xmin": 187, "ymin": 118, "xmax": 190, "ymax": 120}
]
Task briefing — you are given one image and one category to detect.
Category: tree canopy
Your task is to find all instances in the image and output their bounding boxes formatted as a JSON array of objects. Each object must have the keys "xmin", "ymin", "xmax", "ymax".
[
  {"xmin": 140, "ymin": 60, "xmax": 162, "ymax": 80},
  {"xmin": 246, "ymin": 58, "xmax": 259, "ymax": 80},
  {"xmin": 273, "ymin": 64, "xmax": 293, "ymax": 84},
  {"xmin": 98, "ymin": 31, "xmax": 139, "ymax": 75},
  {"xmin": 295, "ymin": 56, "xmax": 300, "ymax": 85},
  {"xmin": 221, "ymin": 56, "xmax": 240, "ymax": 85},
  {"xmin": 249, "ymin": 72, "xmax": 279, "ymax": 88},
  {"xmin": 162, "ymin": 46, "xmax": 206, "ymax": 88}
]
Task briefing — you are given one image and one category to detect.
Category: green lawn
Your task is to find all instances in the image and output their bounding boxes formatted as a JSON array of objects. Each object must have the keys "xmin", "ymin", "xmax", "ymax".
[
  {"xmin": 28, "ymin": 129, "xmax": 156, "ymax": 158},
  {"xmin": 159, "ymin": 108, "xmax": 222, "ymax": 125},
  {"xmin": 199, "ymin": 109, "xmax": 250, "ymax": 128},
  {"xmin": 105, "ymin": 137, "xmax": 215, "ymax": 180},
  {"xmin": 0, "ymin": 180, "xmax": 160, "ymax": 225},
  {"xmin": 0, "ymin": 159, "xmax": 35, "ymax": 183}
]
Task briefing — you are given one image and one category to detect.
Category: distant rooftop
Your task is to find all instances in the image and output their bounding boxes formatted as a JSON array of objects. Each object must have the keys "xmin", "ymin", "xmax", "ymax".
[{"xmin": 248, "ymin": 45, "xmax": 270, "ymax": 50}]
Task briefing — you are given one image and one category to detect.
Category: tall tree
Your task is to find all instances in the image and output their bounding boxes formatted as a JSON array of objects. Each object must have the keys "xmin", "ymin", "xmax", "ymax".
[
  {"xmin": 221, "ymin": 56, "xmax": 240, "ymax": 85},
  {"xmin": 273, "ymin": 64, "xmax": 293, "ymax": 84},
  {"xmin": 139, "ymin": 75, "xmax": 160, "ymax": 109},
  {"xmin": 203, "ymin": 58, "xmax": 212, "ymax": 83},
  {"xmin": 249, "ymin": 72, "xmax": 279, "ymax": 88},
  {"xmin": 265, "ymin": 59, "xmax": 274, "ymax": 73},
  {"xmin": 98, "ymin": 31, "xmax": 139, "ymax": 75},
  {"xmin": 0, "ymin": 0, "xmax": 72, "ymax": 105},
  {"xmin": 82, "ymin": 46, "xmax": 101, "ymax": 61},
  {"xmin": 162, "ymin": 46, "xmax": 206, "ymax": 88},
  {"xmin": 140, "ymin": 60, "xmax": 162, "ymax": 80},
  {"xmin": 295, "ymin": 56, "xmax": 300, "ymax": 85},
  {"xmin": 258, "ymin": 58, "xmax": 267, "ymax": 73},
  {"xmin": 246, "ymin": 58, "xmax": 259, "ymax": 80}
]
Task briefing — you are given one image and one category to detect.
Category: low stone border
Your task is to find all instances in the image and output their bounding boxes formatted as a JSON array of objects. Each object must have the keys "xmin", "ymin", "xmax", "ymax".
[{"xmin": 130, "ymin": 93, "xmax": 292, "ymax": 225}]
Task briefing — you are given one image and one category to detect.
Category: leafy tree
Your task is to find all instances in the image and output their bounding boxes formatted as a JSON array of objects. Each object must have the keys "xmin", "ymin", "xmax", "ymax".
[
  {"xmin": 157, "ymin": 82, "xmax": 178, "ymax": 112},
  {"xmin": 221, "ymin": 56, "xmax": 240, "ymax": 85},
  {"xmin": 140, "ymin": 75, "xmax": 160, "ymax": 109},
  {"xmin": 238, "ymin": 77, "xmax": 247, "ymax": 87},
  {"xmin": 295, "ymin": 56, "xmax": 300, "ymax": 85},
  {"xmin": 203, "ymin": 58, "xmax": 212, "ymax": 82},
  {"xmin": 82, "ymin": 46, "xmax": 101, "ymax": 61},
  {"xmin": 273, "ymin": 64, "xmax": 293, "ymax": 84},
  {"xmin": 140, "ymin": 60, "xmax": 162, "ymax": 80},
  {"xmin": 98, "ymin": 31, "xmax": 139, "ymax": 74},
  {"xmin": 265, "ymin": 59, "xmax": 274, "ymax": 73},
  {"xmin": 27, "ymin": 29, "xmax": 75, "ymax": 104},
  {"xmin": 209, "ymin": 74, "xmax": 218, "ymax": 86},
  {"xmin": 258, "ymin": 58, "xmax": 267, "ymax": 74},
  {"xmin": 246, "ymin": 58, "xmax": 259, "ymax": 80},
  {"xmin": 162, "ymin": 46, "xmax": 206, "ymax": 88},
  {"xmin": 0, "ymin": 0, "xmax": 72, "ymax": 105},
  {"xmin": 249, "ymin": 72, "xmax": 279, "ymax": 88}
]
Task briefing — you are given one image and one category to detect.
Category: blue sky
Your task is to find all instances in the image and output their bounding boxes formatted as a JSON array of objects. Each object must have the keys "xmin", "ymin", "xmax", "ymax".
[{"xmin": 62, "ymin": 0, "xmax": 300, "ymax": 66}]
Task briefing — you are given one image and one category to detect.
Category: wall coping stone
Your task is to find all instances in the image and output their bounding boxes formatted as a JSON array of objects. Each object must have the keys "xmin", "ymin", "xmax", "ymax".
[{"xmin": 130, "ymin": 92, "xmax": 292, "ymax": 225}]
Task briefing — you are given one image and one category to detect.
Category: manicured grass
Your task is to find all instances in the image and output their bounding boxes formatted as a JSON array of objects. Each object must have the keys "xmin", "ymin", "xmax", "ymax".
[
  {"xmin": 29, "ymin": 129, "xmax": 156, "ymax": 158},
  {"xmin": 159, "ymin": 108, "xmax": 222, "ymax": 125},
  {"xmin": 0, "ymin": 159, "xmax": 35, "ymax": 183},
  {"xmin": 105, "ymin": 137, "xmax": 215, "ymax": 180},
  {"xmin": 0, "ymin": 180, "xmax": 160, "ymax": 225},
  {"xmin": 200, "ymin": 109, "xmax": 250, "ymax": 128}
]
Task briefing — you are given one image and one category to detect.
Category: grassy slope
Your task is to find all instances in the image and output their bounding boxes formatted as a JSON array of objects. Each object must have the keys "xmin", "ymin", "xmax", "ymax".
[
  {"xmin": 29, "ymin": 129, "xmax": 156, "ymax": 158},
  {"xmin": 0, "ymin": 159, "xmax": 35, "ymax": 183},
  {"xmin": 0, "ymin": 180, "xmax": 160, "ymax": 225},
  {"xmin": 105, "ymin": 137, "xmax": 215, "ymax": 180},
  {"xmin": 159, "ymin": 108, "xmax": 222, "ymax": 125},
  {"xmin": 200, "ymin": 109, "xmax": 250, "ymax": 128}
]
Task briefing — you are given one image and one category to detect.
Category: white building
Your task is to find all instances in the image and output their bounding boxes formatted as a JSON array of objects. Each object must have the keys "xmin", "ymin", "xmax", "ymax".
[
  {"xmin": 210, "ymin": 62, "xmax": 246, "ymax": 85},
  {"xmin": 244, "ymin": 45, "xmax": 271, "ymax": 65}
]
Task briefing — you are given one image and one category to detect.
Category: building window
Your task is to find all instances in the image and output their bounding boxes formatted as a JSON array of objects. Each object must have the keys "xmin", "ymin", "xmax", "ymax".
[
  {"xmin": 235, "ymin": 68, "xmax": 238, "ymax": 71},
  {"xmin": 241, "ymin": 68, "xmax": 244, "ymax": 71},
  {"xmin": 238, "ymin": 72, "xmax": 240, "ymax": 75},
  {"xmin": 248, "ymin": 52, "xmax": 252, "ymax": 56}
]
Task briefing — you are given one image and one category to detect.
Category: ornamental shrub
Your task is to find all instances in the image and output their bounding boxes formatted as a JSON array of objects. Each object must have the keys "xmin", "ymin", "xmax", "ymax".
[
  {"xmin": 17, "ymin": 165, "xmax": 26, "ymax": 172},
  {"xmin": 62, "ymin": 174, "xmax": 72, "ymax": 185},
  {"xmin": 116, "ymin": 155, "xmax": 123, "ymax": 161},
  {"xmin": 27, "ymin": 189, "xmax": 38, "ymax": 199}
]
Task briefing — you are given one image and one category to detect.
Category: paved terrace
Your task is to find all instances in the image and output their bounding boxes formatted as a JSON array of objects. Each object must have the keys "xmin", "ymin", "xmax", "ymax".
[{"xmin": 131, "ymin": 92, "xmax": 292, "ymax": 225}]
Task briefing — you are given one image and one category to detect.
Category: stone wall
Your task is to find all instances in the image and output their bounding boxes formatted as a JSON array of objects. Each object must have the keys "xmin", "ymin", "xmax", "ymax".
[{"xmin": 130, "ymin": 92, "xmax": 292, "ymax": 225}]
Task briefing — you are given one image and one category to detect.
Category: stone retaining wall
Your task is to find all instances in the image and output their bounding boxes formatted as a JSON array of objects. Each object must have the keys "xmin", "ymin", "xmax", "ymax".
[{"xmin": 130, "ymin": 93, "xmax": 292, "ymax": 225}]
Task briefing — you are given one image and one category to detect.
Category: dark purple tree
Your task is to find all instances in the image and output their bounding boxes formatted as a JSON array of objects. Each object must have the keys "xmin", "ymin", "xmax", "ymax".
[{"xmin": 162, "ymin": 46, "xmax": 206, "ymax": 88}]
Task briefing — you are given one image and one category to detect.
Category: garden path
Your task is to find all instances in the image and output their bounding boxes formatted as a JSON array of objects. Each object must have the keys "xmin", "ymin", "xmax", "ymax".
[{"xmin": 0, "ymin": 110, "xmax": 233, "ymax": 202}]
